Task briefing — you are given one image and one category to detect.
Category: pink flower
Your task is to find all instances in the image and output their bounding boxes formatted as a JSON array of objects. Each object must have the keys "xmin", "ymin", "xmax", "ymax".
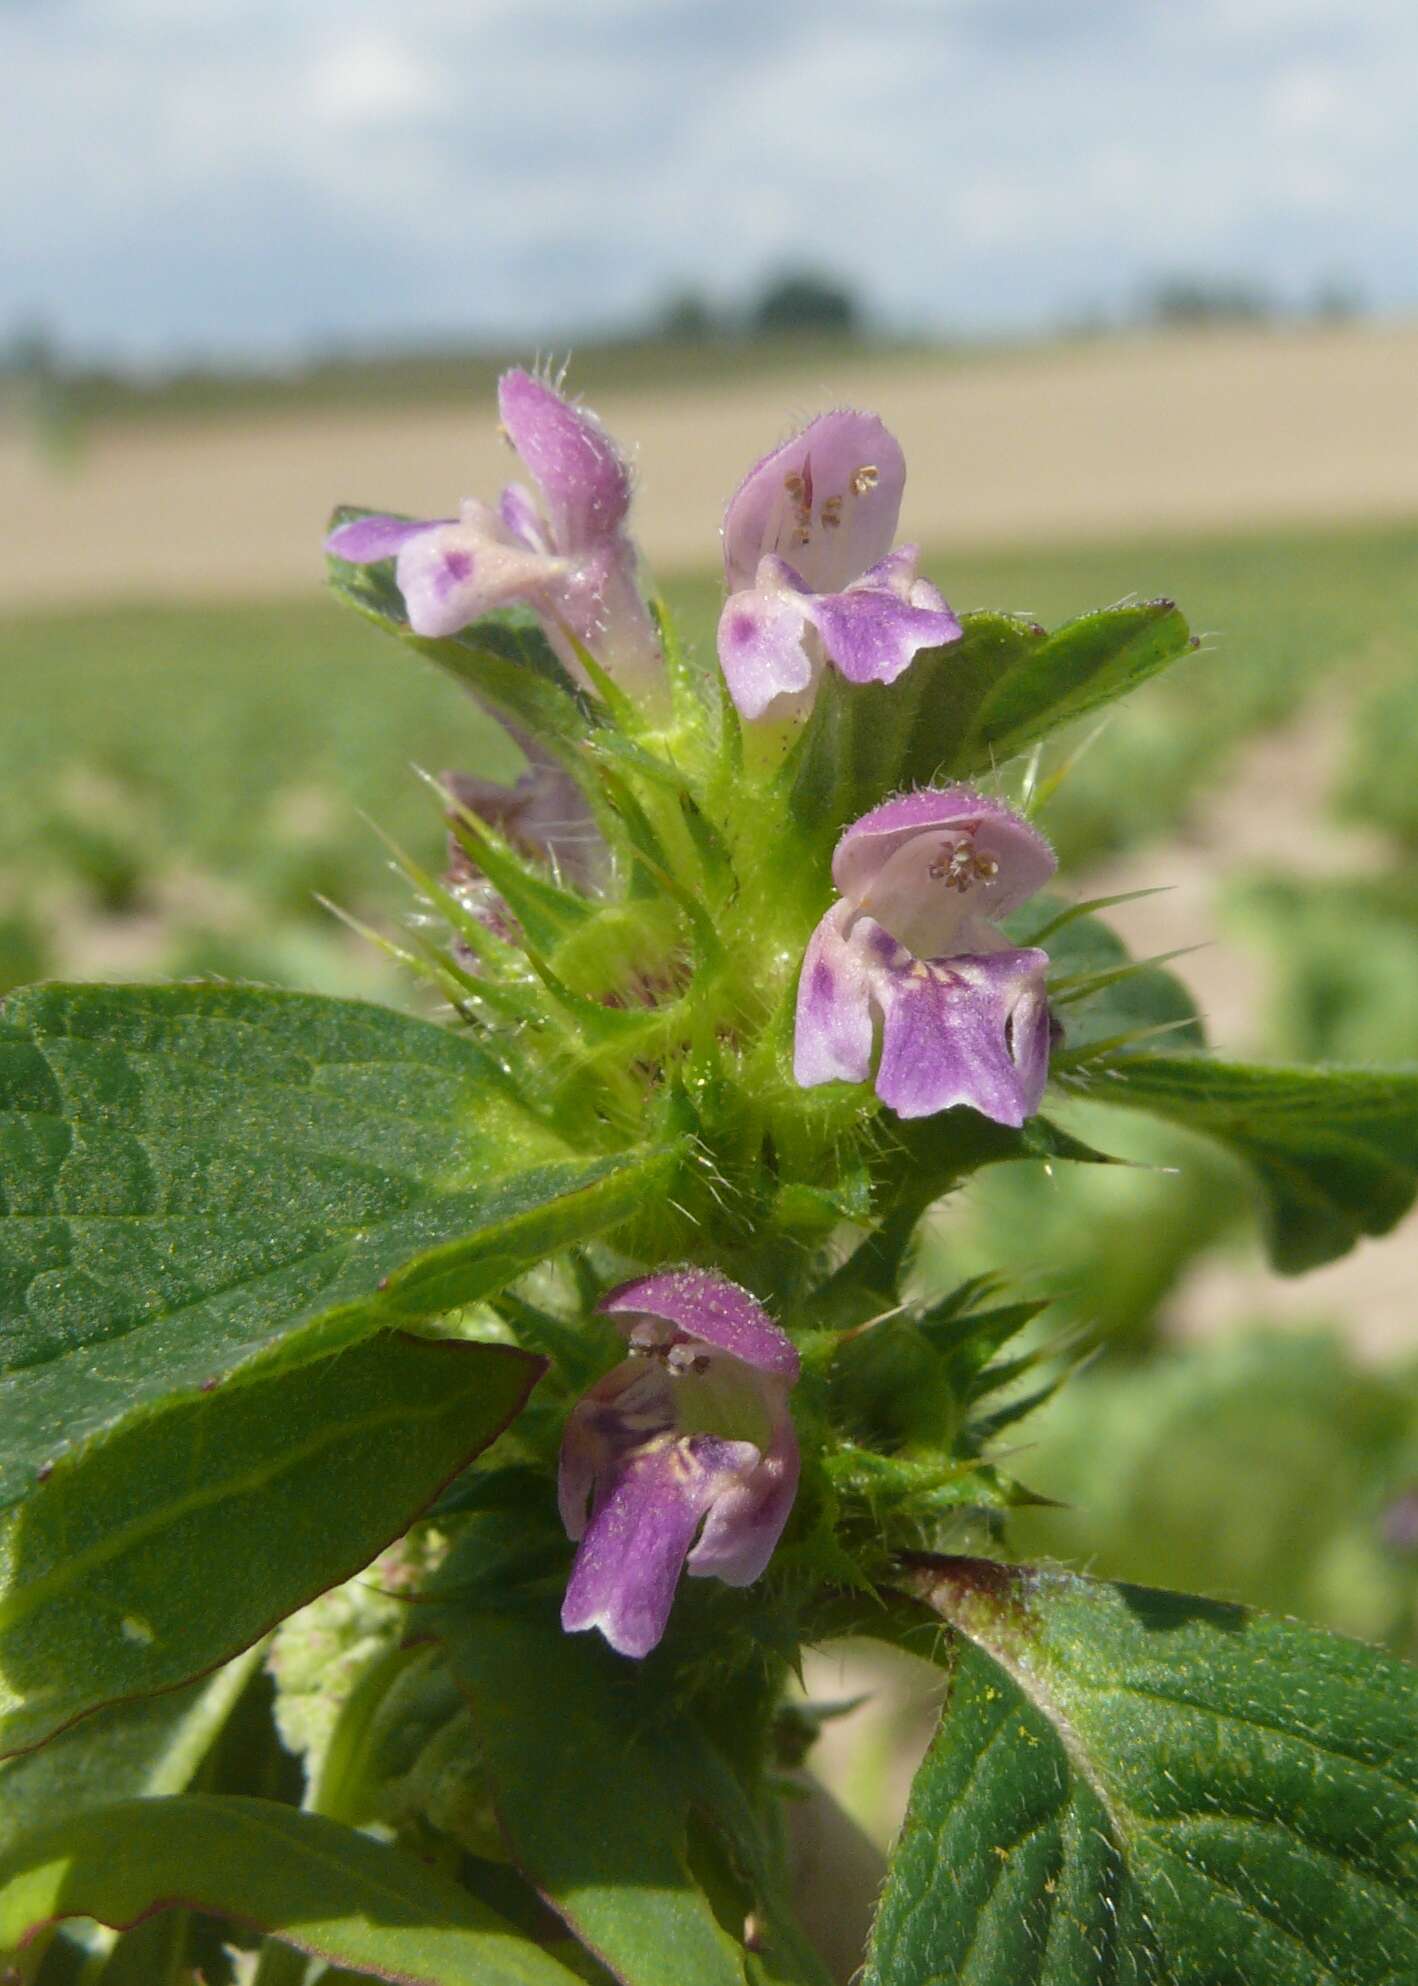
[
  {"xmin": 559, "ymin": 1270, "xmax": 800, "ymax": 1658},
  {"xmin": 326, "ymin": 370, "xmax": 661, "ymax": 693},
  {"xmin": 717, "ymin": 411, "xmax": 961, "ymax": 721},
  {"xmin": 794, "ymin": 788, "xmax": 1056, "ymax": 1126}
]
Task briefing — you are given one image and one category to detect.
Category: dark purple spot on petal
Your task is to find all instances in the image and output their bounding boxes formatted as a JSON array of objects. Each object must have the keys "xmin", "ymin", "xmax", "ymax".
[{"xmin": 433, "ymin": 549, "xmax": 473, "ymax": 599}]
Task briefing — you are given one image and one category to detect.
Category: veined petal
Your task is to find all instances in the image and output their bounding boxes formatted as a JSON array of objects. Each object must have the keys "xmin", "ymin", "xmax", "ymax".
[
  {"xmin": 560, "ymin": 1436, "xmax": 759, "ymax": 1659},
  {"xmin": 325, "ymin": 513, "xmax": 452, "ymax": 563},
  {"xmin": 803, "ymin": 575, "xmax": 961, "ymax": 688},
  {"xmin": 792, "ymin": 901, "xmax": 887, "ymax": 1088},
  {"xmin": 600, "ymin": 1268, "xmax": 799, "ymax": 1379},
  {"xmin": 498, "ymin": 369, "xmax": 633, "ymax": 551},
  {"xmin": 873, "ymin": 946, "xmax": 1051, "ymax": 1126},
  {"xmin": 688, "ymin": 1412, "xmax": 799, "ymax": 1587},
  {"xmin": 723, "ymin": 410, "xmax": 906, "ymax": 595},
  {"xmin": 834, "ymin": 787, "xmax": 1056, "ymax": 936},
  {"xmin": 717, "ymin": 563, "xmax": 816, "ymax": 721}
]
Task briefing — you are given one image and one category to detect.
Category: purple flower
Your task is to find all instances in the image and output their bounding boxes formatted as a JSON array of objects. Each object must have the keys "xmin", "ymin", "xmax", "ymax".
[
  {"xmin": 559, "ymin": 1269, "xmax": 800, "ymax": 1659},
  {"xmin": 716, "ymin": 411, "xmax": 962, "ymax": 721},
  {"xmin": 443, "ymin": 748, "xmax": 605, "ymax": 896},
  {"xmin": 326, "ymin": 369, "xmax": 661, "ymax": 692},
  {"xmin": 794, "ymin": 788, "xmax": 1057, "ymax": 1126}
]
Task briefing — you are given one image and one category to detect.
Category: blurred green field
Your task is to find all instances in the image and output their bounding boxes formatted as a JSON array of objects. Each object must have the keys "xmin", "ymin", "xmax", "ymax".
[
  {"xmin": 3, "ymin": 513, "xmax": 1415, "ymax": 996},
  {"xmin": 3, "ymin": 513, "xmax": 1416, "ymax": 1655},
  {"xmin": 0, "ymin": 595, "xmax": 519, "ymax": 1001}
]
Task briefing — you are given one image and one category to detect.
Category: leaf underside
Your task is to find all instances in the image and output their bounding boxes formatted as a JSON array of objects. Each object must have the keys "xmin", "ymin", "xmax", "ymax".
[{"xmin": 0, "ymin": 1792, "xmax": 583, "ymax": 1986}]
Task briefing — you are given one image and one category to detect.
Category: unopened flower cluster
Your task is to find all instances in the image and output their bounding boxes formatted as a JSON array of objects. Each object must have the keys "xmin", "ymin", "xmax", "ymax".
[{"xmin": 328, "ymin": 373, "xmax": 1058, "ymax": 1655}]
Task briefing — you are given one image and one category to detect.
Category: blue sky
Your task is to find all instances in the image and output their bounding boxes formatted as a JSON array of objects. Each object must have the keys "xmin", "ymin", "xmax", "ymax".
[{"xmin": 5, "ymin": 0, "xmax": 1416, "ymax": 365}]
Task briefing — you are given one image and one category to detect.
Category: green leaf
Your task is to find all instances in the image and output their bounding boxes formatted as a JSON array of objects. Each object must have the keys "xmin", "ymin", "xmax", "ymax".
[
  {"xmin": 0, "ymin": 1649, "xmax": 261, "ymax": 1855},
  {"xmin": 866, "ymin": 1558, "xmax": 1418, "ymax": 1986},
  {"xmin": 326, "ymin": 514, "xmax": 597, "ymax": 760},
  {"xmin": 788, "ymin": 603, "xmax": 1192, "ymax": 840},
  {"xmin": 1011, "ymin": 900, "xmax": 1205, "ymax": 1062},
  {"xmin": 439, "ymin": 1606, "xmax": 807, "ymax": 1986},
  {"xmin": 959, "ymin": 599, "xmax": 1193, "ymax": 774},
  {"xmin": 0, "ymin": 1793, "xmax": 584, "ymax": 1985},
  {"xmin": 1066, "ymin": 1052, "xmax": 1418, "ymax": 1271},
  {"xmin": 0, "ymin": 1332, "xmax": 541, "ymax": 1757},
  {"xmin": 787, "ymin": 613, "xmax": 1037, "ymax": 835},
  {"xmin": 0, "ymin": 981, "xmax": 677, "ymax": 1510}
]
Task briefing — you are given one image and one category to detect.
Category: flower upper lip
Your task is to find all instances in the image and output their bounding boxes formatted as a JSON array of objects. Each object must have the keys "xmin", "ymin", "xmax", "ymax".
[
  {"xmin": 722, "ymin": 409, "xmax": 906, "ymax": 595},
  {"xmin": 715, "ymin": 410, "xmax": 961, "ymax": 722},
  {"xmin": 598, "ymin": 1267, "xmax": 800, "ymax": 1379}
]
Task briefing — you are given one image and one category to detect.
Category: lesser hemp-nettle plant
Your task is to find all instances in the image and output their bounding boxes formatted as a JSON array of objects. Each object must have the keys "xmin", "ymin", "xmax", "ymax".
[{"xmin": 0, "ymin": 371, "xmax": 1414, "ymax": 1986}]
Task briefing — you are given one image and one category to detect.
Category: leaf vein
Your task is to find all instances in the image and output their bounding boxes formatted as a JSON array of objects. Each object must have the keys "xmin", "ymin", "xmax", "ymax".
[
  {"xmin": 1138, "ymin": 1809, "xmax": 1417, "ymax": 1912},
  {"xmin": 0, "ymin": 1383, "xmax": 473, "ymax": 1636},
  {"xmin": 1071, "ymin": 1677, "xmax": 1416, "ymax": 1797},
  {"xmin": 1141, "ymin": 1835, "xmax": 1346, "ymax": 1983}
]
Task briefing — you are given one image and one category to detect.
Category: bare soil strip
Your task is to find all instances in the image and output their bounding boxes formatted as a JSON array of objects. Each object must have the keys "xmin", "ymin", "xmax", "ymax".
[{"xmin": 5, "ymin": 322, "xmax": 1418, "ymax": 608}]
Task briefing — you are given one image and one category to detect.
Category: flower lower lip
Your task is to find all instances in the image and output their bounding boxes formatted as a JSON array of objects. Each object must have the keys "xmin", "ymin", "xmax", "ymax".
[{"xmin": 558, "ymin": 1271, "xmax": 800, "ymax": 1656}]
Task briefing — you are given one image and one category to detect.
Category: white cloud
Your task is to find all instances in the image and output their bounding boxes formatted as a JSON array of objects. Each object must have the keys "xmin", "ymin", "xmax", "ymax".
[
  {"xmin": 1267, "ymin": 63, "xmax": 1344, "ymax": 135},
  {"xmin": 1, "ymin": 0, "xmax": 1415, "ymax": 360},
  {"xmin": 309, "ymin": 38, "xmax": 444, "ymax": 128}
]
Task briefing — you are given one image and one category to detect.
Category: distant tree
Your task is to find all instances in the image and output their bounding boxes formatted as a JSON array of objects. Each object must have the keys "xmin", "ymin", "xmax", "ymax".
[
  {"xmin": 1, "ymin": 314, "xmax": 84, "ymax": 468},
  {"xmin": 749, "ymin": 270, "xmax": 860, "ymax": 338},
  {"xmin": 1144, "ymin": 275, "xmax": 1271, "ymax": 328},
  {"xmin": 1, "ymin": 315, "xmax": 58, "ymax": 382},
  {"xmin": 657, "ymin": 289, "xmax": 719, "ymax": 343},
  {"xmin": 1311, "ymin": 278, "xmax": 1362, "ymax": 324}
]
